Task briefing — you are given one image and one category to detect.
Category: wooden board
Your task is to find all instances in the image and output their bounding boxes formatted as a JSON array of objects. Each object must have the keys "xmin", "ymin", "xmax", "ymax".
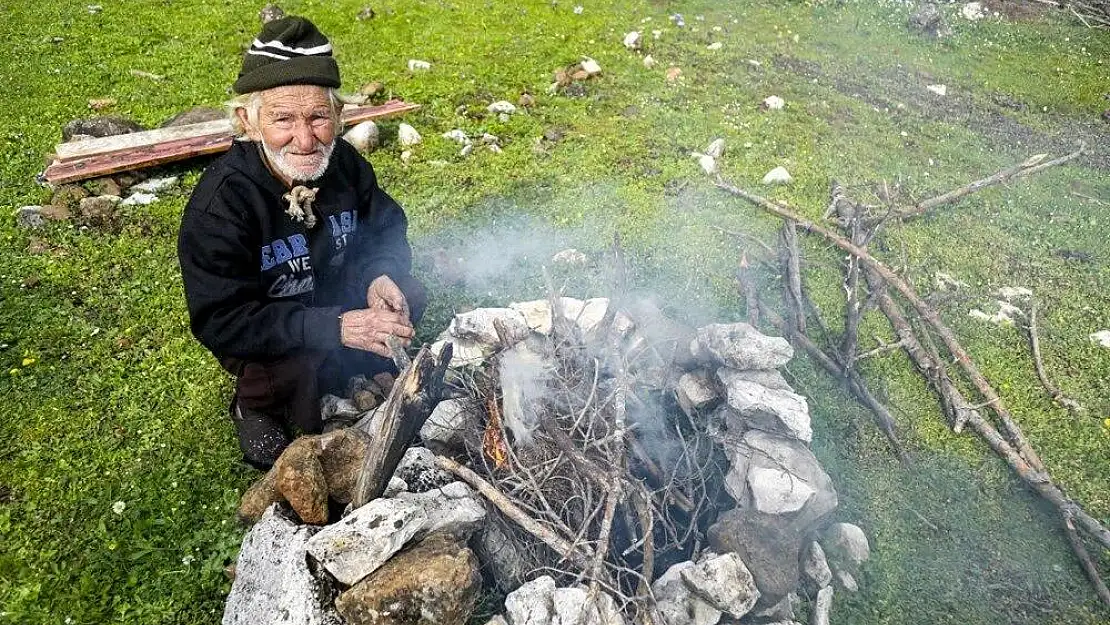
[{"xmin": 42, "ymin": 100, "xmax": 420, "ymax": 185}]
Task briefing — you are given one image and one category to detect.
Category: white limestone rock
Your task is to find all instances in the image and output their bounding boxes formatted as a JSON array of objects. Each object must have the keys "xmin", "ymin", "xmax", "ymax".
[
  {"xmin": 696, "ymin": 322, "xmax": 794, "ymax": 370},
  {"xmin": 762, "ymin": 166, "xmax": 793, "ymax": 185},
  {"xmin": 717, "ymin": 367, "xmax": 792, "ymax": 392},
  {"xmin": 927, "ymin": 84, "xmax": 947, "ymax": 96},
  {"xmin": 395, "ymin": 446, "xmax": 454, "ymax": 493},
  {"xmin": 342, "ymin": 121, "xmax": 381, "ymax": 153},
  {"xmin": 705, "ymin": 137, "xmax": 725, "ymax": 159},
  {"xmin": 222, "ymin": 506, "xmax": 340, "ymax": 625},
  {"xmin": 488, "ymin": 101, "xmax": 518, "ymax": 115},
  {"xmin": 652, "ymin": 562, "xmax": 722, "ymax": 625},
  {"xmin": 676, "ymin": 371, "xmax": 720, "ymax": 418},
  {"xmin": 580, "ymin": 57, "xmax": 602, "ymax": 76},
  {"xmin": 121, "ymin": 192, "xmax": 157, "ymax": 206},
  {"xmin": 451, "ymin": 308, "xmax": 530, "ymax": 345},
  {"xmin": 131, "ymin": 176, "xmax": 178, "ymax": 193},
  {"xmin": 421, "ymin": 397, "xmax": 478, "ymax": 450},
  {"xmin": 407, "ymin": 59, "xmax": 432, "ymax": 71},
  {"xmin": 821, "ymin": 522, "xmax": 870, "ymax": 567},
  {"xmin": 748, "ymin": 465, "xmax": 816, "ymax": 514},
  {"xmin": 720, "ymin": 377, "xmax": 812, "ymax": 443},
  {"xmin": 442, "ymin": 129, "xmax": 470, "ymax": 145},
  {"xmin": 693, "ymin": 152, "xmax": 717, "ymax": 175},
  {"xmin": 622, "ymin": 31, "xmax": 642, "ymax": 50},
  {"xmin": 680, "ymin": 552, "xmax": 761, "ymax": 618},
  {"xmin": 1090, "ymin": 330, "xmax": 1110, "ymax": 348},
  {"xmin": 16, "ymin": 206, "xmax": 45, "ymax": 229},
  {"xmin": 762, "ymin": 95, "xmax": 785, "ymax": 110},
  {"xmin": 510, "ymin": 300, "xmax": 554, "ymax": 335},
  {"xmin": 398, "ymin": 123, "xmax": 422, "ymax": 146},
  {"xmin": 505, "ymin": 576, "xmax": 557, "ymax": 625},
  {"xmin": 305, "ymin": 483, "xmax": 485, "ymax": 586},
  {"xmin": 803, "ymin": 541, "xmax": 834, "ymax": 589},
  {"xmin": 430, "ymin": 338, "xmax": 490, "ymax": 368}
]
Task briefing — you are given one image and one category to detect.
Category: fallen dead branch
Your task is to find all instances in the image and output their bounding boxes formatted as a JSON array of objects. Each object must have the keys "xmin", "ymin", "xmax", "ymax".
[
  {"xmin": 1026, "ymin": 300, "xmax": 1084, "ymax": 415},
  {"xmin": 867, "ymin": 144, "xmax": 1086, "ymax": 224},
  {"xmin": 714, "ymin": 177, "xmax": 1046, "ymax": 474},
  {"xmin": 713, "ymin": 175, "xmax": 1110, "ymax": 601}
]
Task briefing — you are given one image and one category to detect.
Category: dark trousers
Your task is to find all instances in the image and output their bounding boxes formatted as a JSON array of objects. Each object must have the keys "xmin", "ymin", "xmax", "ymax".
[{"xmin": 220, "ymin": 276, "xmax": 428, "ymax": 468}]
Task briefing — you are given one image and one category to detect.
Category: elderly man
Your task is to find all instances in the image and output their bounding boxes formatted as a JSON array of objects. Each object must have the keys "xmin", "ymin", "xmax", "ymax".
[{"xmin": 178, "ymin": 16, "xmax": 425, "ymax": 469}]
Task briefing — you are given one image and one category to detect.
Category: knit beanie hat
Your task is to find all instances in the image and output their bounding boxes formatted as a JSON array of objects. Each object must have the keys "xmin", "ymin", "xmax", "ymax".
[{"xmin": 232, "ymin": 16, "xmax": 341, "ymax": 94}]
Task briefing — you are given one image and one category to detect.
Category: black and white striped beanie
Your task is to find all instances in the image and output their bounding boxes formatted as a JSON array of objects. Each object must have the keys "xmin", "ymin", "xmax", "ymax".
[{"xmin": 232, "ymin": 16, "xmax": 341, "ymax": 94}]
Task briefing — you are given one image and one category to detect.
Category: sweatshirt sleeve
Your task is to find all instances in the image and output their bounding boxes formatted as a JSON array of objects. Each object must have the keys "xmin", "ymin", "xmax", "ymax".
[
  {"xmin": 347, "ymin": 157, "xmax": 414, "ymax": 303},
  {"xmin": 177, "ymin": 180, "xmax": 342, "ymax": 361}
]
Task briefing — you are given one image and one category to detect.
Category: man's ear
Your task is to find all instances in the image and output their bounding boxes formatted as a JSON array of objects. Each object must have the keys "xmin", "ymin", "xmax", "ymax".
[{"xmin": 235, "ymin": 107, "xmax": 261, "ymax": 141}]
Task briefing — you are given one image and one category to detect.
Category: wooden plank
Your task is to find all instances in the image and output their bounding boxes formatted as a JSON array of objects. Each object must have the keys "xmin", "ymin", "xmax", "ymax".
[
  {"xmin": 55, "ymin": 120, "xmax": 232, "ymax": 162},
  {"xmin": 42, "ymin": 100, "xmax": 420, "ymax": 185}
]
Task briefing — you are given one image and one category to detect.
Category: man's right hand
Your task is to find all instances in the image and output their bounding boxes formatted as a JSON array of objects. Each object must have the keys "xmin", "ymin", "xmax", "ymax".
[{"xmin": 339, "ymin": 309, "xmax": 414, "ymax": 358}]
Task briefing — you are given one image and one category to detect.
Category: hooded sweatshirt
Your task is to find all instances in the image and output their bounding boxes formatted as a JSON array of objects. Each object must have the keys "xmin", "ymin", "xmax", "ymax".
[{"xmin": 177, "ymin": 139, "xmax": 411, "ymax": 361}]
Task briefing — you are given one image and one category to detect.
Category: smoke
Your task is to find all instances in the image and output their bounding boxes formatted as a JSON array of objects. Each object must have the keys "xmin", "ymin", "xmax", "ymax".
[{"xmin": 499, "ymin": 339, "xmax": 551, "ymax": 446}]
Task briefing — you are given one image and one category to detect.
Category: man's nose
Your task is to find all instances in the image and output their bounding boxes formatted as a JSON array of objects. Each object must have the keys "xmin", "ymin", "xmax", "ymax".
[{"xmin": 293, "ymin": 121, "xmax": 316, "ymax": 152}]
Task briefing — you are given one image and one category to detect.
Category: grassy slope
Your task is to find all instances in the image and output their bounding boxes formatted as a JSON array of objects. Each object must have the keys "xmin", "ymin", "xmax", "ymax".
[{"xmin": 0, "ymin": 0, "xmax": 1107, "ymax": 623}]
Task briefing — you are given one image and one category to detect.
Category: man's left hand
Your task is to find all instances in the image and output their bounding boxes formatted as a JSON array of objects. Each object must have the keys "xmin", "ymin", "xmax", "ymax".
[{"xmin": 367, "ymin": 275, "xmax": 410, "ymax": 321}]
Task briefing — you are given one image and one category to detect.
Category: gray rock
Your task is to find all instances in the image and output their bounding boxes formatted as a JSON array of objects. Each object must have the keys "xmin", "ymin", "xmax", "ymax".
[
  {"xmin": 305, "ymin": 482, "xmax": 485, "ymax": 586},
  {"xmin": 750, "ymin": 593, "xmax": 797, "ymax": 622},
  {"xmin": 321, "ymin": 394, "xmax": 361, "ymax": 421},
  {"xmin": 681, "ymin": 552, "xmax": 760, "ymax": 619},
  {"xmin": 719, "ymin": 374, "xmax": 812, "ymax": 443},
  {"xmin": 222, "ymin": 506, "xmax": 340, "ymax": 625},
  {"xmin": 421, "ymin": 397, "xmax": 478, "ymax": 450},
  {"xmin": 695, "ymin": 323, "xmax": 793, "ymax": 370},
  {"xmin": 431, "ymin": 337, "xmax": 490, "ymax": 368},
  {"xmin": 486, "ymin": 617, "xmax": 509, "ymax": 625},
  {"xmin": 708, "ymin": 430, "xmax": 837, "ymax": 602},
  {"xmin": 160, "ymin": 106, "xmax": 224, "ymax": 127},
  {"xmin": 120, "ymin": 192, "xmax": 157, "ymax": 206},
  {"xmin": 812, "ymin": 586, "xmax": 833, "ymax": 625},
  {"xmin": 505, "ymin": 576, "xmax": 556, "ymax": 625},
  {"xmin": 652, "ymin": 562, "xmax": 722, "ymax": 625},
  {"xmin": 131, "ymin": 176, "xmax": 178, "ymax": 193},
  {"xmin": 676, "ymin": 371, "xmax": 720, "ymax": 419},
  {"xmin": 716, "ymin": 367, "xmax": 792, "ymax": 392},
  {"xmin": 16, "ymin": 206, "xmax": 45, "ymax": 229},
  {"xmin": 550, "ymin": 587, "xmax": 626, "ymax": 625},
  {"xmin": 394, "ymin": 446, "xmax": 454, "ymax": 493},
  {"xmin": 802, "ymin": 541, "xmax": 833, "ymax": 589},
  {"xmin": 748, "ymin": 465, "xmax": 816, "ymax": 515},
  {"xmin": 908, "ymin": 2, "xmax": 950, "ymax": 38},
  {"xmin": 451, "ymin": 308, "xmax": 530, "ymax": 345},
  {"xmin": 62, "ymin": 116, "xmax": 145, "ymax": 141},
  {"xmin": 473, "ymin": 518, "xmax": 531, "ymax": 592},
  {"xmin": 822, "ymin": 522, "xmax": 870, "ymax": 567},
  {"xmin": 259, "ymin": 3, "xmax": 284, "ymax": 23},
  {"xmin": 557, "ymin": 297, "xmax": 609, "ymax": 335},
  {"xmin": 835, "ymin": 568, "xmax": 859, "ymax": 593}
]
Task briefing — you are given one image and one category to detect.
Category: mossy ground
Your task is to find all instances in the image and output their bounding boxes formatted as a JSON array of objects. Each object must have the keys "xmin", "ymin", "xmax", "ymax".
[{"xmin": 1, "ymin": 1, "xmax": 1107, "ymax": 623}]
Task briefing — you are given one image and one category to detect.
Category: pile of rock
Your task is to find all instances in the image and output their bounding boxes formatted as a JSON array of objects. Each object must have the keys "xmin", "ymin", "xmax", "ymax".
[{"xmin": 222, "ymin": 297, "xmax": 870, "ymax": 625}]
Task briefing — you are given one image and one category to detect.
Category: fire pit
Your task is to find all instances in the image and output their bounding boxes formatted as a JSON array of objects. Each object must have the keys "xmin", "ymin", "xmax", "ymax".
[{"xmin": 222, "ymin": 296, "xmax": 869, "ymax": 625}]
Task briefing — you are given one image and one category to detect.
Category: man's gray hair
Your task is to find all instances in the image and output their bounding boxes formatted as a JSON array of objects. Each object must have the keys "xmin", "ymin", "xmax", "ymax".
[{"xmin": 226, "ymin": 87, "xmax": 343, "ymax": 140}]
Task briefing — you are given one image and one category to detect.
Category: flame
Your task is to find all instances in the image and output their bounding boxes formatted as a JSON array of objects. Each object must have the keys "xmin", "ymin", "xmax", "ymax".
[{"xmin": 483, "ymin": 395, "xmax": 509, "ymax": 469}]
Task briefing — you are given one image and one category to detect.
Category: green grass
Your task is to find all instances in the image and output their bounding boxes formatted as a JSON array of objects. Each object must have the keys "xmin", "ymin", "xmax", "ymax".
[{"xmin": 2, "ymin": 0, "xmax": 1109, "ymax": 623}]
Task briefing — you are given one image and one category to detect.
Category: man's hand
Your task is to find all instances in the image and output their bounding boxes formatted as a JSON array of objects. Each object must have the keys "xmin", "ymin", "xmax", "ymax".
[
  {"xmin": 367, "ymin": 275, "xmax": 410, "ymax": 321},
  {"xmin": 340, "ymin": 308, "xmax": 414, "ymax": 358}
]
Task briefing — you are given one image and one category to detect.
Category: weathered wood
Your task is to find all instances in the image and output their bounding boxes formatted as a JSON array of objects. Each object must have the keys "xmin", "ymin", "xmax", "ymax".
[
  {"xmin": 54, "ymin": 119, "xmax": 231, "ymax": 162},
  {"xmin": 350, "ymin": 343, "xmax": 451, "ymax": 508},
  {"xmin": 43, "ymin": 100, "xmax": 421, "ymax": 184}
]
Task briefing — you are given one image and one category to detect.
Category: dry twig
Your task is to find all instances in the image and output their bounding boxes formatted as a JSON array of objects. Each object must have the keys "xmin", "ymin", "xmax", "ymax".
[{"xmin": 1026, "ymin": 300, "xmax": 1084, "ymax": 415}]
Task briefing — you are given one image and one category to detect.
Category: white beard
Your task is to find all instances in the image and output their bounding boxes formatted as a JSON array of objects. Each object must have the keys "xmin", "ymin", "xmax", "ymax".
[{"xmin": 262, "ymin": 137, "xmax": 336, "ymax": 183}]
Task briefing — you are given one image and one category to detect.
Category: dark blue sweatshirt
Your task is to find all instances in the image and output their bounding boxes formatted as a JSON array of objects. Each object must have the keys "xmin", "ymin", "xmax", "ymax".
[{"xmin": 177, "ymin": 139, "xmax": 412, "ymax": 361}]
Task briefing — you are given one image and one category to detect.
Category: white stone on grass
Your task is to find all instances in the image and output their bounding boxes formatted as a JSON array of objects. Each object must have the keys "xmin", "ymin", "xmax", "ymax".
[
  {"xmin": 132, "ymin": 176, "xmax": 178, "ymax": 193},
  {"xmin": 927, "ymin": 84, "xmax": 947, "ymax": 96},
  {"xmin": 442, "ymin": 129, "xmax": 470, "ymax": 144},
  {"xmin": 693, "ymin": 153, "xmax": 717, "ymax": 175},
  {"xmin": 398, "ymin": 123, "xmax": 422, "ymax": 147},
  {"xmin": 762, "ymin": 166, "xmax": 793, "ymax": 185},
  {"xmin": 121, "ymin": 192, "xmax": 157, "ymax": 206},
  {"xmin": 707, "ymin": 42, "xmax": 723, "ymax": 50},
  {"xmin": 342, "ymin": 121, "xmax": 380, "ymax": 153},
  {"xmin": 407, "ymin": 59, "xmax": 432, "ymax": 71},
  {"xmin": 997, "ymin": 286, "xmax": 1033, "ymax": 301},
  {"xmin": 1090, "ymin": 330, "xmax": 1110, "ymax": 348},
  {"xmin": 622, "ymin": 31, "xmax": 642, "ymax": 50},
  {"xmin": 16, "ymin": 206, "xmax": 45, "ymax": 229},
  {"xmin": 643, "ymin": 54, "xmax": 656, "ymax": 68},
  {"xmin": 762, "ymin": 95, "xmax": 785, "ymax": 110},
  {"xmin": 961, "ymin": 2, "xmax": 986, "ymax": 20},
  {"xmin": 510, "ymin": 300, "xmax": 554, "ymax": 335},
  {"xmin": 803, "ymin": 541, "xmax": 834, "ymax": 589},
  {"xmin": 720, "ymin": 376, "xmax": 812, "ymax": 442},
  {"xmin": 580, "ymin": 57, "xmax": 602, "ymax": 76},
  {"xmin": 705, "ymin": 137, "xmax": 725, "ymax": 159},
  {"xmin": 488, "ymin": 101, "xmax": 517, "ymax": 114}
]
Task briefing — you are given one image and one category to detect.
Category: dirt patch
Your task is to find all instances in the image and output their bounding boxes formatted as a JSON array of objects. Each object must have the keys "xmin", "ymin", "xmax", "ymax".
[
  {"xmin": 982, "ymin": 0, "xmax": 1053, "ymax": 21},
  {"xmin": 772, "ymin": 54, "xmax": 1108, "ymax": 170}
]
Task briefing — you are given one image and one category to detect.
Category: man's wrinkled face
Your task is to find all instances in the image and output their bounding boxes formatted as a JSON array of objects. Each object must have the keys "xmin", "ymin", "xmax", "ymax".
[{"xmin": 238, "ymin": 85, "xmax": 337, "ymax": 183}]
